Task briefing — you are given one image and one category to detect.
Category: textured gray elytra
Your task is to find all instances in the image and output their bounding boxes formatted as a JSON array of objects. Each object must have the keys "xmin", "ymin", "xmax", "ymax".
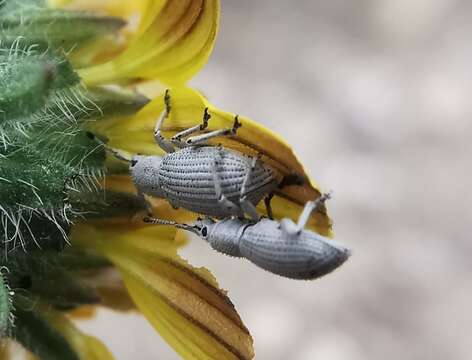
[
  {"xmin": 144, "ymin": 194, "xmax": 351, "ymax": 280},
  {"xmin": 120, "ymin": 89, "xmax": 280, "ymax": 220},
  {"xmin": 131, "ymin": 146, "xmax": 277, "ymax": 219}
]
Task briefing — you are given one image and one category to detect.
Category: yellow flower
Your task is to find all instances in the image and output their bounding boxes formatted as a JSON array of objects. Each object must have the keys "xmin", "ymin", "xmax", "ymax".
[{"xmin": 3, "ymin": 0, "xmax": 334, "ymax": 359}]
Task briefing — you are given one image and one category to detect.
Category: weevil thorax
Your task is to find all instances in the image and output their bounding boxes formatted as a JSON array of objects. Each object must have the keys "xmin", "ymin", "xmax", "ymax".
[
  {"xmin": 197, "ymin": 218, "xmax": 246, "ymax": 258},
  {"xmin": 130, "ymin": 155, "xmax": 165, "ymax": 198}
]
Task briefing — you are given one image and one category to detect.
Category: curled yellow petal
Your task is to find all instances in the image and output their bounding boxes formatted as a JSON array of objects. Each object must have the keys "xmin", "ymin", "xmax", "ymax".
[
  {"xmin": 89, "ymin": 86, "xmax": 332, "ymax": 236},
  {"xmin": 79, "ymin": 0, "xmax": 219, "ymax": 86},
  {"xmin": 71, "ymin": 222, "xmax": 254, "ymax": 360},
  {"xmin": 42, "ymin": 310, "xmax": 115, "ymax": 360}
]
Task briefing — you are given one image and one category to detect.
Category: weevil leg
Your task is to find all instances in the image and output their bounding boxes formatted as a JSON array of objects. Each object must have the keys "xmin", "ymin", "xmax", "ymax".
[
  {"xmin": 212, "ymin": 153, "xmax": 240, "ymax": 214},
  {"xmin": 240, "ymin": 197, "xmax": 259, "ymax": 222},
  {"xmin": 295, "ymin": 192, "xmax": 331, "ymax": 232},
  {"xmin": 185, "ymin": 115, "xmax": 242, "ymax": 146},
  {"xmin": 86, "ymin": 132, "xmax": 133, "ymax": 163},
  {"xmin": 171, "ymin": 108, "xmax": 211, "ymax": 148},
  {"xmin": 264, "ymin": 193, "xmax": 274, "ymax": 220},
  {"xmin": 154, "ymin": 89, "xmax": 175, "ymax": 153},
  {"xmin": 239, "ymin": 155, "xmax": 260, "ymax": 221},
  {"xmin": 240, "ymin": 155, "xmax": 258, "ymax": 197}
]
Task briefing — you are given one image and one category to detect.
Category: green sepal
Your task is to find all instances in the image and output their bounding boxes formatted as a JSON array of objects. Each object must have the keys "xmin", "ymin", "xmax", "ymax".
[
  {"xmin": 84, "ymin": 86, "xmax": 150, "ymax": 119},
  {"xmin": 70, "ymin": 189, "xmax": 146, "ymax": 220},
  {"xmin": 4, "ymin": 251, "xmax": 100, "ymax": 308},
  {"xmin": 32, "ymin": 269, "xmax": 100, "ymax": 309},
  {"xmin": 30, "ymin": 86, "xmax": 149, "ymax": 126},
  {"xmin": 0, "ymin": 273, "xmax": 12, "ymax": 336},
  {"xmin": 0, "ymin": 7, "xmax": 125, "ymax": 50},
  {"xmin": 12, "ymin": 296, "xmax": 80, "ymax": 360},
  {"xmin": 3, "ymin": 86, "xmax": 148, "ymax": 143}
]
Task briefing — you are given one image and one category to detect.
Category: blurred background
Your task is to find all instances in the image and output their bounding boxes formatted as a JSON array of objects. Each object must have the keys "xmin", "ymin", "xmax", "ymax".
[{"xmin": 78, "ymin": 1, "xmax": 472, "ymax": 359}]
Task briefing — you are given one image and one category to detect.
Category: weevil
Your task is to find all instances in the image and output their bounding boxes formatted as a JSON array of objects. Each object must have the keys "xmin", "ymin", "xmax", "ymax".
[
  {"xmin": 94, "ymin": 90, "xmax": 303, "ymax": 220},
  {"xmin": 144, "ymin": 193, "xmax": 350, "ymax": 280}
]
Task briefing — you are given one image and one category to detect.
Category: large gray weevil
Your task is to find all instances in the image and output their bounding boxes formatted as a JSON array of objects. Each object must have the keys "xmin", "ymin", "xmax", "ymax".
[
  {"xmin": 144, "ymin": 193, "xmax": 350, "ymax": 280},
  {"xmin": 94, "ymin": 90, "xmax": 304, "ymax": 220}
]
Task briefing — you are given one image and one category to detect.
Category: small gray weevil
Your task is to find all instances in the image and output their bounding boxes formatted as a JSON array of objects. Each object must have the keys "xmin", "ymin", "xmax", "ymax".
[
  {"xmin": 144, "ymin": 193, "xmax": 350, "ymax": 280},
  {"xmin": 96, "ymin": 89, "xmax": 303, "ymax": 220}
]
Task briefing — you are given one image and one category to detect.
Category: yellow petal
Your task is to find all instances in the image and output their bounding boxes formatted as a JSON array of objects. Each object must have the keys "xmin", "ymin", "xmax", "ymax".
[
  {"xmin": 42, "ymin": 310, "xmax": 115, "ymax": 360},
  {"xmin": 90, "ymin": 87, "xmax": 332, "ymax": 236},
  {"xmin": 79, "ymin": 0, "xmax": 219, "ymax": 86},
  {"xmin": 71, "ymin": 222, "xmax": 255, "ymax": 360}
]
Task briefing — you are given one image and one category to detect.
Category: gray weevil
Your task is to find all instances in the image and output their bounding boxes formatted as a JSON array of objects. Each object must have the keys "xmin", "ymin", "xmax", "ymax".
[
  {"xmin": 144, "ymin": 193, "xmax": 350, "ymax": 280},
  {"xmin": 95, "ymin": 90, "xmax": 303, "ymax": 220}
]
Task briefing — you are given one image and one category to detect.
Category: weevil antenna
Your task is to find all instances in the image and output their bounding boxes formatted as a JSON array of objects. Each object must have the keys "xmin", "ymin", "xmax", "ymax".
[
  {"xmin": 86, "ymin": 131, "xmax": 132, "ymax": 163},
  {"xmin": 143, "ymin": 217, "xmax": 199, "ymax": 235}
]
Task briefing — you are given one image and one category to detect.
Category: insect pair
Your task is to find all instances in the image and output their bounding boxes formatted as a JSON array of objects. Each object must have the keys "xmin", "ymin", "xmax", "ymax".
[{"xmin": 93, "ymin": 90, "xmax": 350, "ymax": 280}]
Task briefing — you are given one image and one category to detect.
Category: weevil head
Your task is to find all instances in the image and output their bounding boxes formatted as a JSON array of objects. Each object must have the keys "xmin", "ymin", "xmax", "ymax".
[
  {"xmin": 191, "ymin": 218, "xmax": 216, "ymax": 240},
  {"xmin": 129, "ymin": 155, "xmax": 164, "ymax": 197}
]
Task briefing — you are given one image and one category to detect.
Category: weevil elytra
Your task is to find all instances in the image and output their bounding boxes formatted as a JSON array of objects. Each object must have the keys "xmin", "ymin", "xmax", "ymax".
[
  {"xmin": 144, "ymin": 193, "xmax": 350, "ymax": 280},
  {"xmin": 92, "ymin": 89, "xmax": 305, "ymax": 220}
]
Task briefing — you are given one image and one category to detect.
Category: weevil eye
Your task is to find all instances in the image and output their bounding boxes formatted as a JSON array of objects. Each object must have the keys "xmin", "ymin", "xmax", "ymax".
[
  {"xmin": 201, "ymin": 226, "xmax": 208, "ymax": 237},
  {"xmin": 131, "ymin": 159, "xmax": 138, "ymax": 167}
]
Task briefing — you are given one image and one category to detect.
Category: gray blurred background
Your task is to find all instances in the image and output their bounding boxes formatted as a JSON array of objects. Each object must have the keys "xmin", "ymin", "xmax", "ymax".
[{"xmin": 78, "ymin": 1, "xmax": 472, "ymax": 359}]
